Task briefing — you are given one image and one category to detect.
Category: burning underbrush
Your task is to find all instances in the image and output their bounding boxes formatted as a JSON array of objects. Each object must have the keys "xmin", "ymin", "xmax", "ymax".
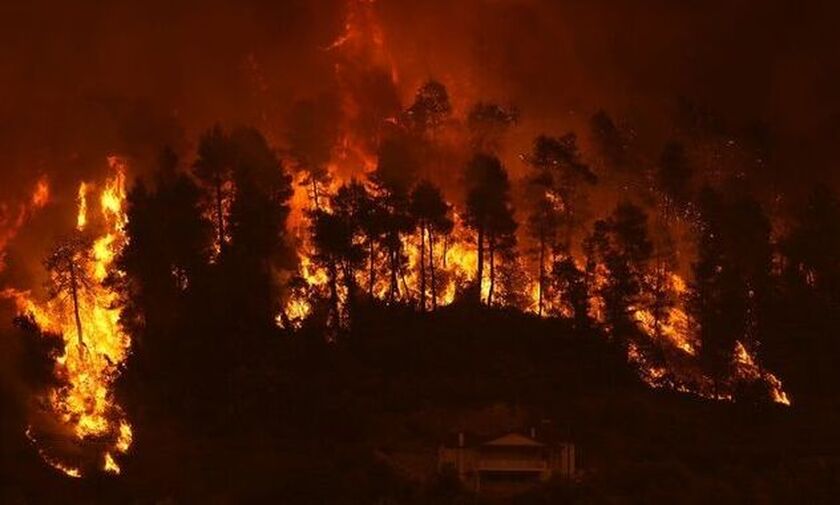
[{"xmin": 280, "ymin": 198, "xmax": 791, "ymax": 408}]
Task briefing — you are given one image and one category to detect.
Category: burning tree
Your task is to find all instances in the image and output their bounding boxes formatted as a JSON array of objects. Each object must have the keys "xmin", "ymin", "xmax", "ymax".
[
  {"xmin": 310, "ymin": 201, "xmax": 365, "ymax": 332},
  {"xmin": 287, "ymin": 97, "xmax": 341, "ymax": 210},
  {"xmin": 370, "ymin": 135, "xmax": 418, "ymax": 303},
  {"xmin": 467, "ymin": 101, "xmax": 518, "ymax": 153},
  {"xmin": 464, "ymin": 153, "xmax": 517, "ymax": 305},
  {"xmin": 585, "ymin": 203, "xmax": 657, "ymax": 359},
  {"xmin": 656, "ymin": 141, "xmax": 694, "ymax": 218},
  {"xmin": 5, "ymin": 157, "xmax": 133, "ymax": 477},
  {"xmin": 690, "ymin": 187, "xmax": 773, "ymax": 397},
  {"xmin": 523, "ymin": 133, "xmax": 596, "ymax": 315},
  {"xmin": 410, "ymin": 180, "xmax": 453, "ymax": 311},
  {"xmin": 44, "ymin": 233, "xmax": 95, "ymax": 352},
  {"xmin": 403, "ymin": 80, "xmax": 452, "ymax": 136},
  {"xmin": 551, "ymin": 256, "xmax": 590, "ymax": 329},
  {"xmin": 589, "ymin": 110, "xmax": 628, "ymax": 170},
  {"xmin": 526, "ymin": 174, "xmax": 561, "ymax": 316},
  {"xmin": 331, "ymin": 179, "xmax": 383, "ymax": 300},
  {"xmin": 524, "ymin": 134, "xmax": 597, "ymax": 252},
  {"xmin": 194, "ymin": 125, "xmax": 233, "ymax": 253}
]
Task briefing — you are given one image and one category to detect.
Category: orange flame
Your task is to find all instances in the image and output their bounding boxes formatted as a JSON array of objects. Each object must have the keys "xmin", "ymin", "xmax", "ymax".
[{"xmin": 6, "ymin": 157, "xmax": 133, "ymax": 476}]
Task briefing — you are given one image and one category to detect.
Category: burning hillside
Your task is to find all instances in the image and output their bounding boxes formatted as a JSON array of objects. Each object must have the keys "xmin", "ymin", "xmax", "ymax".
[{"xmin": 3, "ymin": 1, "xmax": 840, "ymax": 502}]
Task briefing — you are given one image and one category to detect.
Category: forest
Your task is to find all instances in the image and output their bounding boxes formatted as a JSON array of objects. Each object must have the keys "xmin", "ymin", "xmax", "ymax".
[{"xmin": 2, "ymin": 0, "xmax": 840, "ymax": 503}]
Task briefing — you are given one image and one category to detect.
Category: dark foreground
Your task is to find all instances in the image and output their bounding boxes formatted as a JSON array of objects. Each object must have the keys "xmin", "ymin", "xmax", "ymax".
[{"xmin": 2, "ymin": 304, "xmax": 839, "ymax": 504}]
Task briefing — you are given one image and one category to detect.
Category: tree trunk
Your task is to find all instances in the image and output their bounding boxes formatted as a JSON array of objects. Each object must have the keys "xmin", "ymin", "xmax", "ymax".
[
  {"xmin": 419, "ymin": 224, "xmax": 426, "ymax": 312},
  {"xmin": 400, "ymin": 254, "xmax": 410, "ymax": 302},
  {"xmin": 488, "ymin": 234, "xmax": 496, "ymax": 306},
  {"xmin": 429, "ymin": 230, "xmax": 437, "ymax": 310},
  {"xmin": 69, "ymin": 261, "xmax": 84, "ymax": 350},
  {"xmin": 538, "ymin": 232, "xmax": 545, "ymax": 316},
  {"xmin": 368, "ymin": 237, "xmax": 375, "ymax": 299},
  {"xmin": 389, "ymin": 247, "xmax": 399, "ymax": 302},
  {"xmin": 215, "ymin": 180, "xmax": 225, "ymax": 251},
  {"xmin": 311, "ymin": 177, "xmax": 321, "ymax": 211},
  {"xmin": 652, "ymin": 265, "xmax": 666, "ymax": 340},
  {"xmin": 476, "ymin": 225, "xmax": 484, "ymax": 304},
  {"xmin": 328, "ymin": 261, "xmax": 339, "ymax": 329}
]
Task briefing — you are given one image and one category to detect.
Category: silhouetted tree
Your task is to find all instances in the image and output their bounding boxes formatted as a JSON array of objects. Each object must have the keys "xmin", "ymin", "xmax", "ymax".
[
  {"xmin": 467, "ymin": 101, "xmax": 518, "ymax": 153},
  {"xmin": 370, "ymin": 135, "xmax": 418, "ymax": 302},
  {"xmin": 783, "ymin": 186, "xmax": 840, "ymax": 300},
  {"xmin": 590, "ymin": 110, "xmax": 627, "ymax": 169},
  {"xmin": 464, "ymin": 153, "xmax": 517, "ymax": 305},
  {"xmin": 656, "ymin": 141, "xmax": 693, "ymax": 217},
  {"xmin": 526, "ymin": 173, "xmax": 561, "ymax": 316},
  {"xmin": 524, "ymin": 134, "xmax": 597, "ymax": 252},
  {"xmin": 410, "ymin": 180, "xmax": 452, "ymax": 311},
  {"xmin": 524, "ymin": 134, "xmax": 595, "ymax": 314},
  {"xmin": 776, "ymin": 186, "xmax": 840, "ymax": 397},
  {"xmin": 226, "ymin": 127, "xmax": 295, "ymax": 331},
  {"xmin": 287, "ymin": 97, "xmax": 340, "ymax": 210},
  {"xmin": 119, "ymin": 148, "xmax": 212, "ymax": 330},
  {"xmin": 648, "ymin": 229, "xmax": 677, "ymax": 342},
  {"xmin": 690, "ymin": 187, "xmax": 772, "ymax": 395},
  {"xmin": 116, "ymin": 147, "xmax": 213, "ymax": 421},
  {"xmin": 331, "ymin": 179, "xmax": 382, "ymax": 300},
  {"xmin": 586, "ymin": 203, "xmax": 654, "ymax": 355},
  {"xmin": 310, "ymin": 204, "xmax": 364, "ymax": 331},
  {"xmin": 552, "ymin": 257, "xmax": 590, "ymax": 329},
  {"xmin": 404, "ymin": 80, "xmax": 452, "ymax": 136},
  {"xmin": 44, "ymin": 232, "xmax": 94, "ymax": 351},
  {"xmin": 193, "ymin": 125, "xmax": 232, "ymax": 251},
  {"xmin": 691, "ymin": 188, "xmax": 738, "ymax": 390}
]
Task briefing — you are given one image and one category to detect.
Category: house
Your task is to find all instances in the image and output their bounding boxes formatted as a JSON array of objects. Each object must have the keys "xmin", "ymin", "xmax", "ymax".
[{"xmin": 438, "ymin": 428, "xmax": 575, "ymax": 494}]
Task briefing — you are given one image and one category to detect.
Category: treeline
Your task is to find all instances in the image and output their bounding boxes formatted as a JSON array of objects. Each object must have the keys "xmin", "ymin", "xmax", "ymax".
[{"xmin": 99, "ymin": 80, "xmax": 840, "ymax": 416}]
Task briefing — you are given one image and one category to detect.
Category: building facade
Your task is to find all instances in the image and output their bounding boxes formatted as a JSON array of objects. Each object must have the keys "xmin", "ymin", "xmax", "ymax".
[{"xmin": 438, "ymin": 430, "xmax": 575, "ymax": 494}]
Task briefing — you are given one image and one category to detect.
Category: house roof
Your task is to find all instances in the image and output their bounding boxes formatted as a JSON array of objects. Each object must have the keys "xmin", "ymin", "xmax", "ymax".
[
  {"xmin": 441, "ymin": 425, "xmax": 573, "ymax": 448},
  {"xmin": 482, "ymin": 432, "xmax": 544, "ymax": 447}
]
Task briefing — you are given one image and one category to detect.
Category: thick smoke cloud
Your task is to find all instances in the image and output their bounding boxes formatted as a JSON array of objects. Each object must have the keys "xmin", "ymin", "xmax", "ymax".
[{"xmin": 379, "ymin": 0, "xmax": 840, "ymax": 180}]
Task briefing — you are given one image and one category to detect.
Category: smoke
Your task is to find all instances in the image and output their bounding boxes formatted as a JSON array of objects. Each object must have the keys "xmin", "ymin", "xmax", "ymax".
[{"xmin": 1, "ymin": 0, "xmax": 837, "ymax": 186}]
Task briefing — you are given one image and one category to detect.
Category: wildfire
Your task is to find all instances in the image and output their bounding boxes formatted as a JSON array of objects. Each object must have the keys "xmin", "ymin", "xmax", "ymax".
[
  {"xmin": 734, "ymin": 340, "xmax": 791, "ymax": 406},
  {"xmin": 627, "ymin": 273, "xmax": 790, "ymax": 406},
  {"xmin": 273, "ymin": 0, "xmax": 793, "ymax": 408},
  {"xmin": 5, "ymin": 157, "xmax": 133, "ymax": 477},
  {"xmin": 633, "ymin": 274, "xmax": 697, "ymax": 356}
]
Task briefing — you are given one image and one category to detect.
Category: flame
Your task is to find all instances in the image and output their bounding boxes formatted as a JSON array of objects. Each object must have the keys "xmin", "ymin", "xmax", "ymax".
[
  {"xmin": 0, "ymin": 175, "xmax": 51, "ymax": 271},
  {"xmin": 627, "ymin": 272, "xmax": 790, "ymax": 406},
  {"xmin": 633, "ymin": 274, "xmax": 697, "ymax": 356},
  {"xmin": 275, "ymin": 0, "xmax": 793, "ymax": 408},
  {"xmin": 32, "ymin": 177, "xmax": 50, "ymax": 208},
  {"xmin": 103, "ymin": 452, "xmax": 120, "ymax": 474},
  {"xmin": 6, "ymin": 157, "xmax": 133, "ymax": 476},
  {"xmin": 734, "ymin": 341, "xmax": 791, "ymax": 406},
  {"xmin": 76, "ymin": 182, "xmax": 88, "ymax": 231}
]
